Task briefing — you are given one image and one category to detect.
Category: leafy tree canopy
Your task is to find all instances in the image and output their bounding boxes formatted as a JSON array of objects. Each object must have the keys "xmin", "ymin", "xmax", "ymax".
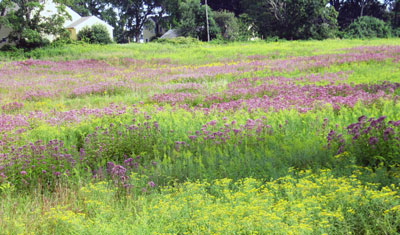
[
  {"xmin": 344, "ymin": 15, "xmax": 391, "ymax": 38},
  {"xmin": 2, "ymin": 0, "xmax": 70, "ymax": 49},
  {"xmin": 178, "ymin": 0, "xmax": 220, "ymax": 41},
  {"xmin": 242, "ymin": 0, "xmax": 338, "ymax": 40}
]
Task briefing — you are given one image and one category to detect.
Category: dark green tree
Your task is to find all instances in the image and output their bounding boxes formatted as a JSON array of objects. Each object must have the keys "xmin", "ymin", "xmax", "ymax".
[
  {"xmin": 178, "ymin": 0, "xmax": 220, "ymax": 41},
  {"xmin": 329, "ymin": 0, "xmax": 387, "ymax": 28},
  {"xmin": 201, "ymin": 0, "xmax": 243, "ymax": 16},
  {"xmin": 111, "ymin": 0, "xmax": 163, "ymax": 43},
  {"xmin": 214, "ymin": 10, "xmax": 239, "ymax": 40},
  {"xmin": 2, "ymin": 0, "xmax": 70, "ymax": 48},
  {"xmin": 386, "ymin": 0, "xmax": 400, "ymax": 28},
  {"xmin": 0, "ymin": 0, "xmax": 12, "ymax": 33},
  {"xmin": 242, "ymin": 0, "xmax": 338, "ymax": 40}
]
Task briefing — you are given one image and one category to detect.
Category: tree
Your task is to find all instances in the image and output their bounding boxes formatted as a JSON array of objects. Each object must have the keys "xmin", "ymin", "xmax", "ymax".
[
  {"xmin": 386, "ymin": 0, "xmax": 400, "ymax": 28},
  {"xmin": 393, "ymin": 0, "xmax": 400, "ymax": 28},
  {"xmin": 110, "ymin": 0, "xmax": 164, "ymax": 43},
  {"xmin": 2, "ymin": 0, "xmax": 70, "ymax": 48},
  {"xmin": 200, "ymin": 0, "xmax": 243, "ymax": 16},
  {"xmin": 329, "ymin": 0, "xmax": 345, "ymax": 11},
  {"xmin": 148, "ymin": 0, "xmax": 171, "ymax": 38},
  {"xmin": 329, "ymin": 0, "xmax": 387, "ymax": 28},
  {"xmin": 0, "ymin": 0, "xmax": 12, "ymax": 31},
  {"xmin": 178, "ymin": 0, "xmax": 219, "ymax": 41},
  {"xmin": 214, "ymin": 10, "xmax": 239, "ymax": 40},
  {"xmin": 242, "ymin": 0, "xmax": 338, "ymax": 40}
]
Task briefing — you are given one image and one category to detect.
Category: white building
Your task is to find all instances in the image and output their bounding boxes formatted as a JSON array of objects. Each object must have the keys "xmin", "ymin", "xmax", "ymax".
[
  {"xmin": 0, "ymin": 0, "xmax": 113, "ymax": 47},
  {"xmin": 140, "ymin": 18, "xmax": 167, "ymax": 43}
]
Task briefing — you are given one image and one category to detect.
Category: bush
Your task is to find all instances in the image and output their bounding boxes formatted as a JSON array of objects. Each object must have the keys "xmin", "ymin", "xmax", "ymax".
[
  {"xmin": 392, "ymin": 27, "xmax": 400, "ymax": 37},
  {"xmin": 344, "ymin": 16, "xmax": 391, "ymax": 39},
  {"xmin": 20, "ymin": 29, "xmax": 50, "ymax": 49},
  {"xmin": 77, "ymin": 24, "xmax": 112, "ymax": 44},
  {"xmin": 0, "ymin": 44, "xmax": 19, "ymax": 52}
]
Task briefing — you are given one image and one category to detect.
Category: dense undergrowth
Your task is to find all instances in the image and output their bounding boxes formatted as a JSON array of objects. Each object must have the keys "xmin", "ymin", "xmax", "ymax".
[{"xmin": 1, "ymin": 39, "xmax": 400, "ymax": 234}]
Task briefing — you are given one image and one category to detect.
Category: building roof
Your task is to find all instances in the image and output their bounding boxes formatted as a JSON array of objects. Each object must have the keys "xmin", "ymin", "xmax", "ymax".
[
  {"xmin": 66, "ymin": 16, "xmax": 92, "ymax": 28},
  {"xmin": 161, "ymin": 29, "xmax": 180, "ymax": 39}
]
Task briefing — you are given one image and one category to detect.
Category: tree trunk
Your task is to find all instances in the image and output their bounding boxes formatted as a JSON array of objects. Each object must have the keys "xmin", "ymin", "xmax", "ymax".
[
  {"xmin": 360, "ymin": 0, "xmax": 367, "ymax": 17},
  {"xmin": 0, "ymin": 8, "xmax": 5, "ymax": 31},
  {"xmin": 395, "ymin": 2, "xmax": 400, "ymax": 27}
]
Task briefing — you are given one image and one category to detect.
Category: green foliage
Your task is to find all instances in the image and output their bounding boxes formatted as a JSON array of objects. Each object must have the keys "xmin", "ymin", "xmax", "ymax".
[
  {"xmin": 77, "ymin": 24, "xmax": 112, "ymax": 44},
  {"xmin": 1, "ymin": 170, "xmax": 400, "ymax": 234},
  {"xmin": 330, "ymin": 0, "xmax": 388, "ymax": 29},
  {"xmin": 0, "ymin": 0, "xmax": 12, "ymax": 30},
  {"xmin": 4, "ymin": 0, "xmax": 70, "ymax": 49},
  {"xmin": 213, "ymin": 10, "xmax": 240, "ymax": 41},
  {"xmin": 328, "ymin": 116, "xmax": 400, "ymax": 169},
  {"xmin": 178, "ymin": 0, "xmax": 220, "ymax": 41},
  {"xmin": 242, "ymin": 0, "xmax": 338, "ymax": 40},
  {"xmin": 392, "ymin": 27, "xmax": 400, "ymax": 37},
  {"xmin": 390, "ymin": 0, "xmax": 400, "ymax": 28},
  {"xmin": 0, "ymin": 44, "xmax": 20, "ymax": 52},
  {"xmin": 344, "ymin": 16, "xmax": 392, "ymax": 38},
  {"xmin": 108, "ymin": 0, "xmax": 161, "ymax": 43},
  {"xmin": 236, "ymin": 13, "xmax": 259, "ymax": 40},
  {"xmin": 21, "ymin": 28, "xmax": 51, "ymax": 48}
]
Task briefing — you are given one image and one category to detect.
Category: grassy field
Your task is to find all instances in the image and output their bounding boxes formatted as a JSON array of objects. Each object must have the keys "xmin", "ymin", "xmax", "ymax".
[{"xmin": 1, "ymin": 39, "xmax": 400, "ymax": 234}]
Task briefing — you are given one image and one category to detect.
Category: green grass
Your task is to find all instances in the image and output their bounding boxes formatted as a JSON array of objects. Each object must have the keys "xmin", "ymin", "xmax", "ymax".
[{"xmin": 1, "ymin": 38, "xmax": 399, "ymax": 63}]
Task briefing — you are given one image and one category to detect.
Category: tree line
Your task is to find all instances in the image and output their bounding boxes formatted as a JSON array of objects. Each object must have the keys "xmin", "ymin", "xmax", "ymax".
[
  {"xmin": 0, "ymin": 0, "xmax": 399, "ymax": 48},
  {"xmin": 67, "ymin": 0, "xmax": 400, "ymax": 41}
]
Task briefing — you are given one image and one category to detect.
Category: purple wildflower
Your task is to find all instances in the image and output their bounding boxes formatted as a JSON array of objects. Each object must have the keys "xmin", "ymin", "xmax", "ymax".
[{"xmin": 148, "ymin": 181, "xmax": 155, "ymax": 187}]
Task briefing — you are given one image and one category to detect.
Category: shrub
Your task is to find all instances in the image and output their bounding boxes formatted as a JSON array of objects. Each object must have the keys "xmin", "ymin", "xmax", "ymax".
[
  {"xmin": 344, "ymin": 16, "xmax": 391, "ymax": 39},
  {"xmin": 0, "ymin": 44, "xmax": 19, "ymax": 52},
  {"xmin": 19, "ymin": 29, "xmax": 50, "ymax": 49},
  {"xmin": 77, "ymin": 26, "xmax": 92, "ymax": 43},
  {"xmin": 77, "ymin": 24, "xmax": 112, "ymax": 44},
  {"xmin": 392, "ymin": 27, "xmax": 400, "ymax": 37}
]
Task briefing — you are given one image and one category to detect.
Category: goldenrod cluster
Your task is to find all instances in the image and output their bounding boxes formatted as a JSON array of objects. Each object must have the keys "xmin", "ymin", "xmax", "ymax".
[{"xmin": 32, "ymin": 170, "xmax": 400, "ymax": 234}]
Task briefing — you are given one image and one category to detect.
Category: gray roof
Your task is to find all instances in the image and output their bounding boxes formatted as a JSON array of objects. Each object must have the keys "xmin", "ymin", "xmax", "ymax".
[
  {"xmin": 66, "ymin": 16, "xmax": 92, "ymax": 28},
  {"xmin": 161, "ymin": 29, "xmax": 180, "ymax": 39}
]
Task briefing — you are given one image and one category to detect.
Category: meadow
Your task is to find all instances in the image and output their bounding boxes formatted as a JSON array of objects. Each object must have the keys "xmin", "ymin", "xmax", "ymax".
[{"xmin": 1, "ymin": 39, "xmax": 400, "ymax": 234}]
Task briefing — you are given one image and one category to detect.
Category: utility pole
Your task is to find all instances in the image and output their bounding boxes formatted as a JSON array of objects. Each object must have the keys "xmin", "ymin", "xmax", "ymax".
[{"xmin": 205, "ymin": 0, "xmax": 210, "ymax": 42}]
